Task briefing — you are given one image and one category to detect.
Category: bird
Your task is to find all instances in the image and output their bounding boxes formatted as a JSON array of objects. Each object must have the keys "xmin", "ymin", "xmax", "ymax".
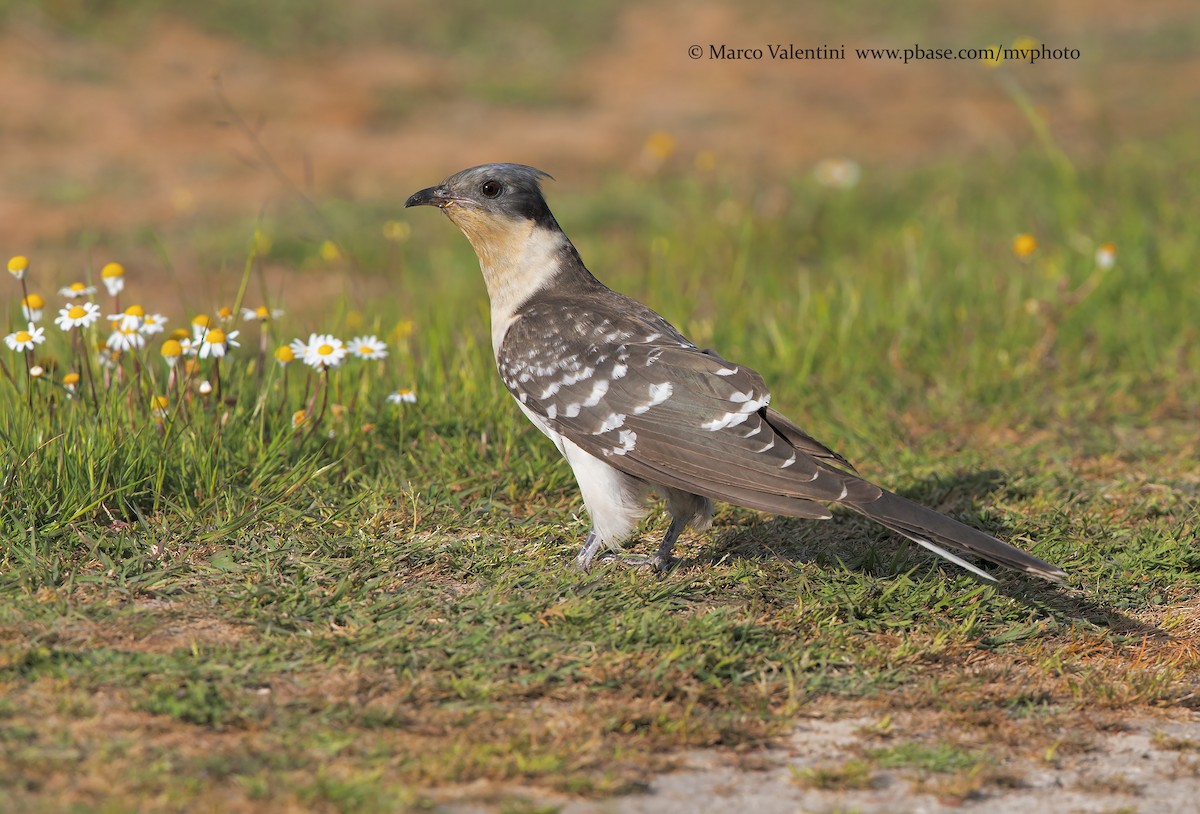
[{"xmin": 405, "ymin": 163, "xmax": 1066, "ymax": 583}]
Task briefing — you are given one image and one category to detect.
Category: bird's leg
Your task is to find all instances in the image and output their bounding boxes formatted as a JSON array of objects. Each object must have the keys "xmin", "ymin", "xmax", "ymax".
[
  {"xmin": 651, "ymin": 517, "xmax": 685, "ymax": 573},
  {"xmin": 575, "ymin": 530, "xmax": 604, "ymax": 571},
  {"xmin": 620, "ymin": 517, "xmax": 686, "ymax": 573}
]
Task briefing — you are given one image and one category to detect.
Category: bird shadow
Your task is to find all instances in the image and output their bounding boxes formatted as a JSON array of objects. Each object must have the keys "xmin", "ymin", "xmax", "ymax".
[{"xmin": 686, "ymin": 468, "xmax": 1165, "ymax": 639}]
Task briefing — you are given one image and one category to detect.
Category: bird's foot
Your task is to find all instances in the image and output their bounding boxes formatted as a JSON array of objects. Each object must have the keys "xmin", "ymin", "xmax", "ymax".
[
  {"xmin": 608, "ymin": 552, "xmax": 680, "ymax": 575},
  {"xmin": 574, "ymin": 526, "xmax": 681, "ymax": 575},
  {"xmin": 574, "ymin": 530, "xmax": 603, "ymax": 572},
  {"xmin": 652, "ymin": 552, "xmax": 680, "ymax": 574}
]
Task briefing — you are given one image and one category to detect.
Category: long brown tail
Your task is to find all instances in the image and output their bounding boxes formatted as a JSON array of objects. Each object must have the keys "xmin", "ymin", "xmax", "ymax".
[{"xmin": 849, "ymin": 488, "xmax": 1066, "ymax": 583}]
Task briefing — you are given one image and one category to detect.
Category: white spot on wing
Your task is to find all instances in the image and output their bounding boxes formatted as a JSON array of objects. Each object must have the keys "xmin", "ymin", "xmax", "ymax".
[
  {"xmin": 597, "ymin": 412, "xmax": 626, "ymax": 433},
  {"xmin": 740, "ymin": 394, "xmax": 770, "ymax": 413},
  {"xmin": 633, "ymin": 381, "xmax": 674, "ymax": 415},
  {"xmin": 715, "ymin": 366, "xmax": 738, "ymax": 376},
  {"xmin": 781, "ymin": 452, "xmax": 797, "ymax": 468},
  {"xmin": 582, "ymin": 379, "xmax": 610, "ymax": 407},
  {"xmin": 701, "ymin": 411, "xmax": 751, "ymax": 431}
]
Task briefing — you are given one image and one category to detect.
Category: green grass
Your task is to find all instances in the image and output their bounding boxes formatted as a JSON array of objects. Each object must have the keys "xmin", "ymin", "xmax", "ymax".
[{"xmin": 2, "ymin": 134, "xmax": 1199, "ymax": 811}]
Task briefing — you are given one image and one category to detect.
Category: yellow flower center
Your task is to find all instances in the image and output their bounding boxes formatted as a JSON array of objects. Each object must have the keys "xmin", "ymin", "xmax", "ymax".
[
  {"xmin": 644, "ymin": 131, "xmax": 677, "ymax": 161},
  {"xmin": 256, "ymin": 306, "xmax": 270, "ymax": 319},
  {"xmin": 24, "ymin": 294, "xmax": 44, "ymax": 308},
  {"xmin": 8, "ymin": 255, "xmax": 28, "ymax": 273},
  {"xmin": 68, "ymin": 305, "xmax": 87, "ymax": 319},
  {"xmin": 125, "ymin": 304, "xmax": 145, "ymax": 317},
  {"xmin": 64, "ymin": 372, "xmax": 80, "ymax": 385},
  {"xmin": 358, "ymin": 345, "xmax": 372, "ymax": 354},
  {"xmin": 150, "ymin": 395, "xmax": 169, "ymax": 411},
  {"xmin": 192, "ymin": 314, "xmax": 211, "ymax": 327},
  {"xmin": 1012, "ymin": 233, "xmax": 1037, "ymax": 258},
  {"xmin": 15, "ymin": 331, "xmax": 32, "ymax": 342},
  {"xmin": 274, "ymin": 346, "xmax": 295, "ymax": 363},
  {"xmin": 205, "ymin": 329, "xmax": 226, "ymax": 344},
  {"xmin": 218, "ymin": 307, "xmax": 233, "ymax": 319},
  {"xmin": 161, "ymin": 340, "xmax": 182, "ymax": 357},
  {"xmin": 318, "ymin": 344, "xmax": 334, "ymax": 355},
  {"xmin": 101, "ymin": 262, "xmax": 125, "ymax": 278},
  {"xmin": 69, "ymin": 282, "xmax": 87, "ymax": 292}
]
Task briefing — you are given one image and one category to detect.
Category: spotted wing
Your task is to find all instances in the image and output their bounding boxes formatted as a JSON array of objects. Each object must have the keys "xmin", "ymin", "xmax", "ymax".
[{"xmin": 498, "ymin": 305, "xmax": 878, "ymax": 517}]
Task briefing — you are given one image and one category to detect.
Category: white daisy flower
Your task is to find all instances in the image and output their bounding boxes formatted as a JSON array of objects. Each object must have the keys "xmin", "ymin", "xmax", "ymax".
[
  {"xmin": 387, "ymin": 388, "xmax": 417, "ymax": 404},
  {"xmin": 139, "ymin": 313, "xmax": 169, "ymax": 335},
  {"xmin": 161, "ymin": 339, "xmax": 183, "ymax": 367},
  {"xmin": 8, "ymin": 255, "xmax": 29, "ymax": 281},
  {"xmin": 349, "ymin": 335, "xmax": 388, "ymax": 360},
  {"xmin": 108, "ymin": 305, "xmax": 145, "ymax": 332},
  {"xmin": 301, "ymin": 333, "xmax": 347, "ymax": 369},
  {"xmin": 191, "ymin": 315, "xmax": 214, "ymax": 342},
  {"xmin": 198, "ymin": 328, "xmax": 234, "ymax": 359},
  {"xmin": 198, "ymin": 379, "xmax": 213, "ymax": 395},
  {"xmin": 22, "ymin": 294, "xmax": 45, "ymax": 324},
  {"xmin": 106, "ymin": 325, "xmax": 145, "ymax": 352},
  {"xmin": 96, "ymin": 349, "xmax": 119, "ymax": 369},
  {"xmin": 1095, "ymin": 242, "xmax": 1117, "ymax": 270},
  {"xmin": 5, "ymin": 326, "xmax": 45, "ymax": 351},
  {"xmin": 59, "ymin": 282, "xmax": 97, "ymax": 299},
  {"xmin": 101, "ymin": 262, "xmax": 126, "ymax": 296},
  {"xmin": 55, "ymin": 301, "xmax": 102, "ymax": 330},
  {"xmin": 242, "ymin": 305, "xmax": 285, "ymax": 322}
]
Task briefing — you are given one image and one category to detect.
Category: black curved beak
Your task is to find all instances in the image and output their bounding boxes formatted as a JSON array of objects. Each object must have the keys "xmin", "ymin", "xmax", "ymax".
[{"xmin": 405, "ymin": 184, "xmax": 450, "ymax": 208}]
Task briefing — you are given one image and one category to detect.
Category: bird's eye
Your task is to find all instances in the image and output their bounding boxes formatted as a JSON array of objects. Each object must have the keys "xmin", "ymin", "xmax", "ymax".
[{"xmin": 480, "ymin": 180, "xmax": 503, "ymax": 199}]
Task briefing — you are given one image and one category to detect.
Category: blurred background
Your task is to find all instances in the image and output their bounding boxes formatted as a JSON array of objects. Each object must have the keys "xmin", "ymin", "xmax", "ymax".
[{"xmin": 0, "ymin": 0, "xmax": 1196, "ymax": 318}]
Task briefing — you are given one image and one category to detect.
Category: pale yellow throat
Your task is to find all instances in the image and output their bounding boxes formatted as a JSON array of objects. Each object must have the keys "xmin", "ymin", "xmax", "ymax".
[{"xmin": 444, "ymin": 204, "xmax": 565, "ymax": 352}]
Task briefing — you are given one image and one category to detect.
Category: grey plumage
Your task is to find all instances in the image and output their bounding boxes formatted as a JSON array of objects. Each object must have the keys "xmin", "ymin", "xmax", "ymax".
[{"xmin": 405, "ymin": 163, "xmax": 1066, "ymax": 583}]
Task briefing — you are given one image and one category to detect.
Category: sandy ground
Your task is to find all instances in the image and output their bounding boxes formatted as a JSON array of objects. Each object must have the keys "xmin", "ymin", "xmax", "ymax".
[
  {"xmin": 564, "ymin": 714, "xmax": 1200, "ymax": 814},
  {"xmin": 440, "ymin": 711, "xmax": 1200, "ymax": 813}
]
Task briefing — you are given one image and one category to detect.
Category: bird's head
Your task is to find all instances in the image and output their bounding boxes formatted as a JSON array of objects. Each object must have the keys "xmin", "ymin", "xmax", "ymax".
[
  {"xmin": 405, "ymin": 164, "xmax": 559, "ymax": 259},
  {"xmin": 406, "ymin": 164, "xmax": 584, "ymax": 317}
]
